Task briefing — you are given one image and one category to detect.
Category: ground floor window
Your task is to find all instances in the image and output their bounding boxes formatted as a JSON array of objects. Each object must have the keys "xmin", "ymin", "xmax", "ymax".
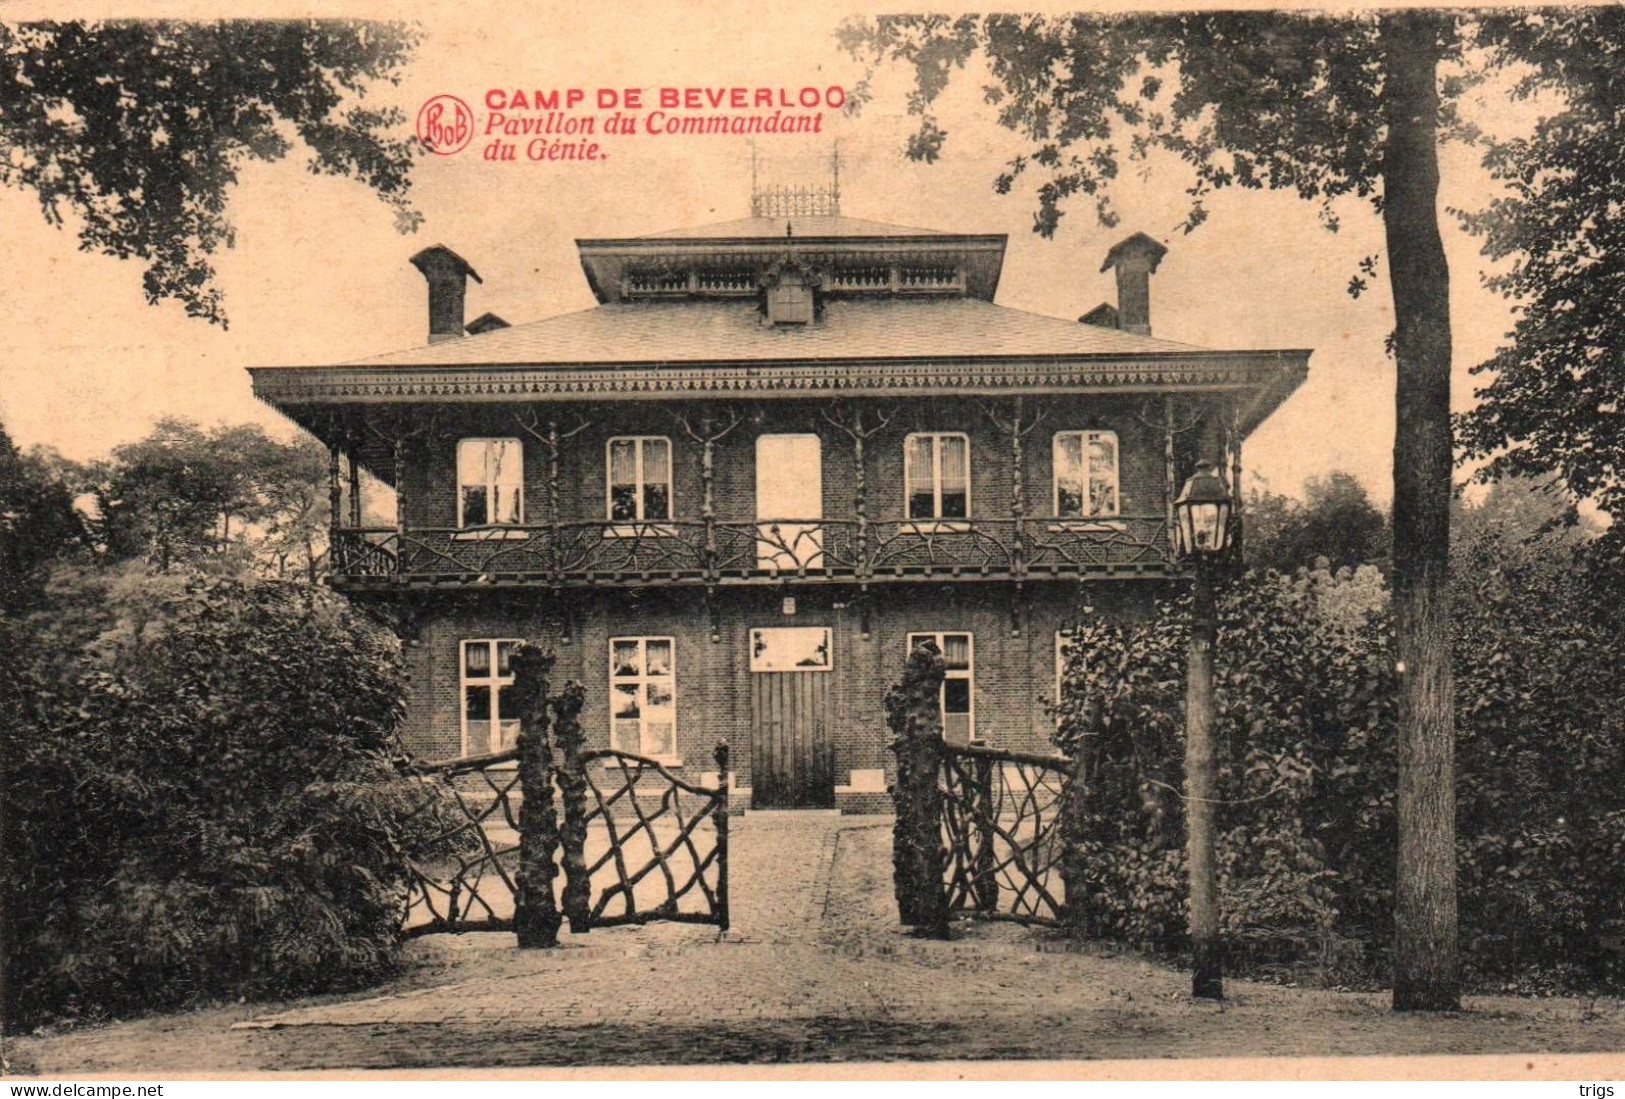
[
  {"xmin": 461, "ymin": 639, "xmax": 520, "ymax": 756},
  {"xmin": 907, "ymin": 631, "xmax": 975, "ymax": 744},
  {"xmin": 610, "ymin": 636, "xmax": 677, "ymax": 760}
]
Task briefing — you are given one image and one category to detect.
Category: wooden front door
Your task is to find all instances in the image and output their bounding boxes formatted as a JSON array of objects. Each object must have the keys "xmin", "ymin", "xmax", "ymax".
[{"xmin": 749, "ymin": 626, "xmax": 835, "ymax": 808}]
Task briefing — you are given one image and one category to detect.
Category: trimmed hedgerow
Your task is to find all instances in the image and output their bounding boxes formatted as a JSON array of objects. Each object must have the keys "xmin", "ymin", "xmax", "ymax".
[{"xmin": 1057, "ymin": 538, "xmax": 1625, "ymax": 992}]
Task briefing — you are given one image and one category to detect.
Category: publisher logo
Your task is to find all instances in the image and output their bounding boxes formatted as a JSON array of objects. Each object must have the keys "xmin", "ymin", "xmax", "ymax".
[{"xmin": 417, "ymin": 95, "xmax": 474, "ymax": 156}]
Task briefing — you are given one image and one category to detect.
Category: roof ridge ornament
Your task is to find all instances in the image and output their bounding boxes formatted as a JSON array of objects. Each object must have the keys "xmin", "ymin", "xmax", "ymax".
[{"xmin": 749, "ymin": 142, "xmax": 842, "ymax": 219}]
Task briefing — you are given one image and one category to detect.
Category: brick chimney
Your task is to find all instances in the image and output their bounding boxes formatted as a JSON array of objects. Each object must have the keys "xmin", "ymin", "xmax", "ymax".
[
  {"xmin": 409, "ymin": 245, "xmax": 482, "ymax": 344},
  {"xmin": 1100, "ymin": 231, "xmax": 1168, "ymax": 337}
]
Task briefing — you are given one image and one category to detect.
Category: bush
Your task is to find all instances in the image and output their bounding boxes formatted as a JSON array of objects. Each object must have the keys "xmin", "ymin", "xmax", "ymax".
[
  {"xmin": 1, "ymin": 563, "xmax": 450, "ymax": 1025},
  {"xmin": 1057, "ymin": 538, "xmax": 1625, "ymax": 992}
]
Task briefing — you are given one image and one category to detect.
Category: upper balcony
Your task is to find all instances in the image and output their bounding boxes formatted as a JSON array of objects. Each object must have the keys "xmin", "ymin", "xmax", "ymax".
[{"xmin": 329, "ymin": 513, "xmax": 1173, "ymax": 590}]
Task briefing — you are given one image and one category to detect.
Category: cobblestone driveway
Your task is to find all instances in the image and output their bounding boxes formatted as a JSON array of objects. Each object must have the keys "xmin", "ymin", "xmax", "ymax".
[{"xmin": 13, "ymin": 812, "xmax": 1625, "ymax": 1073}]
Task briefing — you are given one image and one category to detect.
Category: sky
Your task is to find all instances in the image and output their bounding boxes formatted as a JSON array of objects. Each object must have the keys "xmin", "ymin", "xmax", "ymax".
[{"xmin": 0, "ymin": 3, "xmax": 1531, "ymax": 504}]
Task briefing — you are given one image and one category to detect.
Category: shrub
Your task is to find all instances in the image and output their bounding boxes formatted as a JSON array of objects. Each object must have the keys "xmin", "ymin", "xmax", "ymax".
[
  {"xmin": 0, "ymin": 563, "xmax": 451, "ymax": 1025},
  {"xmin": 1058, "ymin": 535, "xmax": 1625, "ymax": 992}
]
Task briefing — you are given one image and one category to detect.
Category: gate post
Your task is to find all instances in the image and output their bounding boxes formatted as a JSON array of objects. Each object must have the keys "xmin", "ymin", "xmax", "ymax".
[
  {"xmin": 551, "ymin": 681, "xmax": 592, "ymax": 934},
  {"xmin": 1058, "ymin": 747, "xmax": 1093, "ymax": 934},
  {"xmin": 713, "ymin": 739, "xmax": 731, "ymax": 933},
  {"xmin": 511, "ymin": 644, "xmax": 563, "ymax": 949},
  {"xmin": 887, "ymin": 640, "xmax": 950, "ymax": 938}
]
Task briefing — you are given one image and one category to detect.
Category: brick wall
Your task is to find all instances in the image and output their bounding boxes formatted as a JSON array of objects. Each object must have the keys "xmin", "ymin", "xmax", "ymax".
[
  {"xmin": 395, "ymin": 395, "xmax": 1177, "ymax": 529},
  {"xmin": 389, "ymin": 392, "xmax": 1184, "ymax": 809},
  {"xmin": 397, "ymin": 577, "xmax": 1166, "ymax": 810}
]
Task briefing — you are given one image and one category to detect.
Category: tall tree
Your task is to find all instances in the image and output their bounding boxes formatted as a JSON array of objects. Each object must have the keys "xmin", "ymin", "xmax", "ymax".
[
  {"xmin": 1248, "ymin": 471, "xmax": 1390, "ymax": 574},
  {"xmin": 90, "ymin": 418, "xmax": 329, "ymax": 574},
  {"xmin": 0, "ymin": 20, "xmax": 421, "ymax": 325},
  {"xmin": 840, "ymin": 10, "xmax": 1476, "ymax": 1008}
]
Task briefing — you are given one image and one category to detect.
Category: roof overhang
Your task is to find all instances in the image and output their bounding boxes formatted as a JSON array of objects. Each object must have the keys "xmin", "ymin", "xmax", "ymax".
[{"xmin": 252, "ymin": 348, "xmax": 1309, "ymax": 443}]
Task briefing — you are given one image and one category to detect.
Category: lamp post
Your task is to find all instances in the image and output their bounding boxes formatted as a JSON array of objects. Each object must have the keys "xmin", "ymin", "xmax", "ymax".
[{"xmin": 1173, "ymin": 459, "xmax": 1233, "ymax": 1000}]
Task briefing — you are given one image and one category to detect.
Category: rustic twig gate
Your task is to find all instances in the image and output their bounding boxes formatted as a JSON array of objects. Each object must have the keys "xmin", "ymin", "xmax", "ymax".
[
  {"xmin": 890, "ymin": 642, "xmax": 1081, "ymax": 934},
  {"xmin": 399, "ymin": 645, "xmax": 729, "ymax": 945}
]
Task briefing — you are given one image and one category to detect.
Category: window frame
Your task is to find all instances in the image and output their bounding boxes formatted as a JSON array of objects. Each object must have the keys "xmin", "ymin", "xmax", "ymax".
[
  {"xmin": 1051, "ymin": 429, "xmax": 1120, "ymax": 519},
  {"xmin": 456, "ymin": 437, "xmax": 525, "ymax": 529},
  {"xmin": 903, "ymin": 431, "xmax": 972, "ymax": 522},
  {"xmin": 607, "ymin": 635, "xmax": 679, "ymax": 763},
  {"xmin": 907, "ymin": 631, "xmax": 976, "ymax": 744},
  {"xmin": 605, "ymin": 436, "xmax": 675, "ymax": 524},
  {"xmin": 459, "ymin": 638, "xmax": 523, "ymax": 757}
]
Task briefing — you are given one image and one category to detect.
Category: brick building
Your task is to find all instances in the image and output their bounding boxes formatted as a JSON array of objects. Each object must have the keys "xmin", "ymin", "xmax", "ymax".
[{"xmin": 250, "ymin": 192, "xmax": 1308, "ymax": 812}]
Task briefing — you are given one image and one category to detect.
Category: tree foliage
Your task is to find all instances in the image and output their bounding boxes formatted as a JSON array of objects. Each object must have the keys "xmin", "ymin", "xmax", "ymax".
[
  {"xmin": 0, "ymin": 419, "xmax": 85, "ymax": 613},
  {"xmin": 1456, "ymin": 9, "xmax": 1625, "ymax": 521},
  {"xmin": 0, "ymin": 20, "xmax": 421, "ymax": 324},
  {"xmin": 0, "ymin": 563, "xmax": 453, "ymax": 1024},
  {"xmin": 84, "ymin": 417, "xmax": 331, "ymax": 575},
  {"xmin": 1246, "ymin": 471, "xmax": 1391, "ymax": 574}
]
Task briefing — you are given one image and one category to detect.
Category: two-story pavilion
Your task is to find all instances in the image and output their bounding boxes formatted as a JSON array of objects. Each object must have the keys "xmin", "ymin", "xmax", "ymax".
[{"xmin": 250, "ymin": 191, "xmax": 1308, "ymax": 811}]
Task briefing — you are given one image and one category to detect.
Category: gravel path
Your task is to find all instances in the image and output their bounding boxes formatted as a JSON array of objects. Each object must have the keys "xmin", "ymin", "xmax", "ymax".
[{"xmin": 9, "ymin": 813, "xmax": 1625, "ymax": 1073}]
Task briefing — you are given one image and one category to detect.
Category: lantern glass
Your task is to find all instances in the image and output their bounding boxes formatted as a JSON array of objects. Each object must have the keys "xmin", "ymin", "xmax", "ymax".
[{"xmin": 1173, "ymin": 462, "xmax": 1233, "ymax": 557}]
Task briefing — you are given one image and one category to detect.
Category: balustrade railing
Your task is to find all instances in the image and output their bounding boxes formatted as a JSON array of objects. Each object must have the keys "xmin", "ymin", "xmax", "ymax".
[{"xmin": 330, "ymin": 514, "xmax": 1171, "ymax": 586}]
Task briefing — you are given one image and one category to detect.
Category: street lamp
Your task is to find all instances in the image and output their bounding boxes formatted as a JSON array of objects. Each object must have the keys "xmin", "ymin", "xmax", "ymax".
[
  {"xmin": 1173, "ymin": 459, "xmax": 1232, "ymax": 1001},
  {"xmin": 1173, "ymin": 460, "xmax": 1233, "ymax": 557}
]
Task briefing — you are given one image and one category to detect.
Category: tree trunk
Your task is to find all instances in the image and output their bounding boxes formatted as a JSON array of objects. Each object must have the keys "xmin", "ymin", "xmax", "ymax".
[{"xmin": 1380, "ymin": 13, "xmax": 1459, "ymax": 1012}]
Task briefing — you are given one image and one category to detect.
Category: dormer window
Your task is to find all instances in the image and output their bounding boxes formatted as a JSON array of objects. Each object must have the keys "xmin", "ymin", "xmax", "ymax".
[{"xmin": 767, "ymin": 279, "xmax": 813, "ymax": 325}]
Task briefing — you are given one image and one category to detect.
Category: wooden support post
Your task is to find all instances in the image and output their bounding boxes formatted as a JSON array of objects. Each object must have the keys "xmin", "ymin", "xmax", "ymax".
[
  {"xmin": 547, "ymin": 418, "xmax": 562, "ymax": 591},
  {"xmin": 551, "ymin": 682, "xmax": 591, "ymax": 934},
  {"xmin": 853, "ymin": 424, "xmax": 869, "ymax": 580},
  {"xmin": 346, "ymin": 428, "xmax": 362, "ymax": 528},
  {"xmin": 327, "ymin": 439, "xmax": 342, "ymax": 538},
  {"xmin": 1164, "ymin": 397, "xmax": 1179, "ymax": 563},
  {"xmin": 1010, "ymin": 397, "xmax": 1027, "ymax": 637},
  {"xmin": 1185, "ymin": 557, "xmax": 1222, "ymax": 999},
  {"xmin": 393, "ymin": 431, "xmax": 409, "ymax": 542},
  {"xmin": 512, "ymin": 644, "xmax": 562, "ymax": 948},
  {"xmin": 713, "ymin": 739, "xmax": 731, "ymax": 932},
  {"xmin": 1228, "ymin": 402, "xmax": 1245, "ymax": 568},
  {"xmin": 700, "ymin": 416, "xmax": 720, "ymax": 642}
]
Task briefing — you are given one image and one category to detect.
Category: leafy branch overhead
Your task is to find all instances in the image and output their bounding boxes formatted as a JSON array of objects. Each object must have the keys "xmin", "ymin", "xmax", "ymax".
[
  {"xmin": 0, "ymin": 20, "xmax": 423, "ymax": 325},
  {"xmin": 838, "ymin": 13, "xmax": 1399, "ymax": 243}
]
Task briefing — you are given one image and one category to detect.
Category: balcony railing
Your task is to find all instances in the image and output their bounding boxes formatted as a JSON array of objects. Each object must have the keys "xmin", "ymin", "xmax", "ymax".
[{"xmin": 329, "ymin": 516, "xmax": 1173, "ymax": 588}]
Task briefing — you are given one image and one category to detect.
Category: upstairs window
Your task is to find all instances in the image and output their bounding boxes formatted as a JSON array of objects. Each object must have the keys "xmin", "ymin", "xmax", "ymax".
[
  {"xmin": 1053, "ymin": 431, "xmax": 1119, "ymax": 518},
  {"xmin": 607, "ymin": 437, "xmax": 672, "ymax": 523},
  {"xmin": 908, "ymin": 631, "xmax": 975, "ymax": 744},
  {"xmin": 457, "ymin": 438, "xmax": 523, "ymax": 527},
  {"xmin": 905, "ymin": 433, "xmax": 970, "ymax": 521},
  {"xmin": 461, "ymin": 639, "xmax": 519, "ymax": 756}
]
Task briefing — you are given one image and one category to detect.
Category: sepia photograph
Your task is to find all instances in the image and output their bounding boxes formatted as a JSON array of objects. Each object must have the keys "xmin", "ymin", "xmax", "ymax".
[{"xmin": 1, "ymin": 0, "xmax": 1623, "ymax": 1083}]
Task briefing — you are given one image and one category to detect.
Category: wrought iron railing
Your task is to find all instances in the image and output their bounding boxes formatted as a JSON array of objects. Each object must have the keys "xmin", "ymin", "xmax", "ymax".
[
  {"xmin": 938, "ymin": 742, "xmax": 1073, "ymax": 926},
  {"xmin": 331, "ymin": 515, "xmax": 1170, "ymax": 586}
]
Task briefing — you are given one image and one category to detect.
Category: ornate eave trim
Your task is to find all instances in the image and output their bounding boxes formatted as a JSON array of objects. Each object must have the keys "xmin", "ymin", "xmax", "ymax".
[{"xmin": 250, "ymin": 351, "xmax": 1309, "ymax": 433}]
